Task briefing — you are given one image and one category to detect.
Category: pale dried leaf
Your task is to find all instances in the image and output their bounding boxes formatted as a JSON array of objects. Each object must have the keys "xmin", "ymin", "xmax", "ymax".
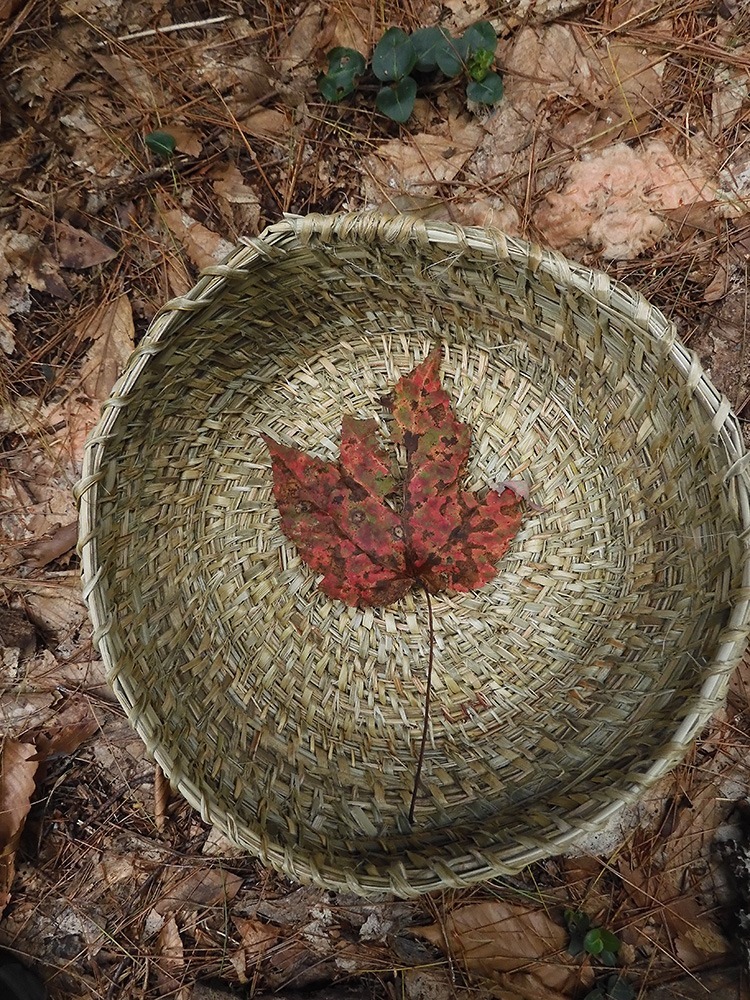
[
  {"xmin": 162, "ymin": 208, "xmax": 235, "ymax": 271},
  {"xmin": 279, "ymin": 3, "xmax": 323, "ymax": 73},
  {"xmin": 416, "ymin": 900, "xmax": 589, "ymax": 993},
  {"xmin": 79, "ymin": 295, "xmax": 135, "ymax": 401},
  {"xmin": 0, "ymin": 739, "xmax": 38, "ymax": 914},
  {"xmin": 155, "ymin": 913, "xmax": 185, "ymax": 989},
  {"xmin": 241, "ymin": 108, "xmax": 290, "ymax": 140},
  {"xmin": 213, "ymin": 164, "xmax": 261, "ymax": 234},
  {"xmin": 318, "ymin": 1, "xmax": 373, "ymax": 57},
  {"xmin": 34, "ymin": 697, "xmax": 99, "ymax": 757},
  {"xmin": 712, "ymin": 56, "xmax": 750, "ymax": 138},
  {"xmin": 0, "ymin": 692, "xmax": 56, "ymax": 730}
]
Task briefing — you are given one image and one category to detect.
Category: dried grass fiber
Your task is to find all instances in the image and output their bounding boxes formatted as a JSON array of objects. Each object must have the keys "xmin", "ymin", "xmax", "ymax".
[{"xmin": 77, "ymin": 212, "xmax": 750, "ymax": 897}]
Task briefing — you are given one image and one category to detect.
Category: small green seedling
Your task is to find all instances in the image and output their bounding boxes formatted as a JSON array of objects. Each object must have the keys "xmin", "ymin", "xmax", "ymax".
[
  {"xmin": 145, "ymin": 130, "xmax": 177, "ymax": 158},
  {"xmin": 317, "ymin": 20, "xmax": 503, "ymax": 123},
  {"xmin": 565, "ymin": 909, "xmax": 621, "ymax": 966},
  {"xmin": 565, "ymin": 911, "xmax": 633, "ymax": 1000}
]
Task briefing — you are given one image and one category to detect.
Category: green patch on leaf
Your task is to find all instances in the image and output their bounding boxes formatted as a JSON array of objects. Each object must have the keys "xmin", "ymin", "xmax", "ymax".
[
  {"xmin": 466, "ymin": 71, "xmax": 504, "ymax": 105},
  {"xmin": 376, "ymin": 76, "xmax": 417, "ymax": 122},
  {"xmin": 318, "ymin": 46, "xmax": 366, "ymax": 103},
  {"xmin": 463, "ymin": 20, "xmax": 497, "ymax": 54},
  {"xmin": 145, "ymin": 130, "xmax": 176, "ymax": 157},
  {"xmin": 411, "ymin": 26, "xmax": 452, "ymax": 73},
  {"xmin": 435, "ymin": 34, "xmax": 469, "ymax": 77},
  {"xmin": 372, "ymin": 27, "xmax": 417, "ymax": 82}
]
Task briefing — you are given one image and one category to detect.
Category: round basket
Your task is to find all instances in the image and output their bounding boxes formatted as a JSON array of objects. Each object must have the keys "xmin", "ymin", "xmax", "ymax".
[{"xmin": 77, "ymin": 212, "xmax": 750, "ymax": 897}]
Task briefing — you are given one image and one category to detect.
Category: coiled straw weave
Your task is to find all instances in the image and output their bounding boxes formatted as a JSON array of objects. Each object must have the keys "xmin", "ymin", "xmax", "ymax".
[{"xmin": 77, "ymin": 212, "xmax": 750, "ymax": 897}]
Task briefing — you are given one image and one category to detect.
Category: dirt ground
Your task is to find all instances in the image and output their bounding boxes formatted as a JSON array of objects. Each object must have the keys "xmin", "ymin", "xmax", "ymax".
[{"xmin": 1, "ymin": 0, "xmax": 750, "ymax": 998}]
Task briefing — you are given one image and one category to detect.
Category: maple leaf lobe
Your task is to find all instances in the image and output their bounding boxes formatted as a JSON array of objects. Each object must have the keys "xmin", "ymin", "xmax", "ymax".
[{"xmin": 264, "ymin": 348, "xmax": 524, "ymax": 607}]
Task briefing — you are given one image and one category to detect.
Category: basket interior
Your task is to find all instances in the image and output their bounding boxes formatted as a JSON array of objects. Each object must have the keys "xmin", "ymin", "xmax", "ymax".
[{"xmin": 84, "ymin": 220, "xmax": 746, "ymax": 895}]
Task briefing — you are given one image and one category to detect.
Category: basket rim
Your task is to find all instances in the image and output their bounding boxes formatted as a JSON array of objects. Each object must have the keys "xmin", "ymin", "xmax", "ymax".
[{"xmin": 76, "ymin": 211, "xmax": 750, "ymax": 896}]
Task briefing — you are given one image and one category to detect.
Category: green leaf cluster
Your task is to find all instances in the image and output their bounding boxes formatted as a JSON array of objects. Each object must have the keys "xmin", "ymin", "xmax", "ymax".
[
  {"xmin": 564, "ymin": 911, "xmax": 634, "ymax": 1000},
  {"xmin": 317, "ymin": 20, "xmax": 503, "ymax": 123}
]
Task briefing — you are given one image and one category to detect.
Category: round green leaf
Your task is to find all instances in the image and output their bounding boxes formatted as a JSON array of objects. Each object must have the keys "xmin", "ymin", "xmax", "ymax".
[
  {"xmin": 326, "ymin": 46, "xmax": 366, "ymax": 77},
  {"xmin": 411, "ymin": 26, "xmax": 451, "ymax": 72},
  {"xmin": 435, "ymin": 35, "xmax": 469, "ymax": 77},
  {"xmin": 318, "ymin": 71, "xmax": 357, "ymax": 102},
  {"xmin": 584, "ymin": 928, "xmax": 604, "ymax": 956},
  {"xmin": 598, "ymin": 929, "xmax": 621, "ymax": 953},
  {"xmin": 372, "ymin": 27, "xmax": 417, "ymax": 82},
  {"xmin": 463, "ymin": 20, "xmax": 497, "ymax": 54},
  {"xmin": 375, "ymin": 76, "xmax": 417, "ymax": 122},
  {"xmin": 145, "ymin": 130, "xmax": 176, "ymax": 157},
  {"xmin": 466, "ymin": 71, "xmax": 504, "ymax": 105}
]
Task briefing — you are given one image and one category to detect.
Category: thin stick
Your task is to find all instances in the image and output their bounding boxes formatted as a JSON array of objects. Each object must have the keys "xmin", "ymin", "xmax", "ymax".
[
  {"xmin": 116, "ymin": 16, "xmax": 231, "ymax": 42},
  {"xmin": 409, "ymin": 584, "xmax": 434, "ymax": 824}
]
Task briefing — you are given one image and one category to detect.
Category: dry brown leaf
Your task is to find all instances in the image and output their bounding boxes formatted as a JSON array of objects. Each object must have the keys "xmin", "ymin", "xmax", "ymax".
[
  {"xmin": 54, "ymin": 221, "xmax": 117, "ymax": 270},
  {"xmin": 21, "ymin": 520, "xmax": 78, "ymax": 568},
  {"xmin": 213, "ymin": 164, "xmax": 262, "ymax": 235},
  {"xmin": 155, "ymin": 913, "xmax": 187, "ymax": 996},
  {"xmin": 156, "ymin": 866, "xmax": 243, "ymax": 913},
  {"xmin": 416, "ymin": 899, "xmax": 592, "ymax": 994},
  {"xmin": 365, "ymin": 123, "xmax": 483, "ymax": 204},
  {"xmin": 162, "ymin": 208, "xmax": 235, "ymax": 271},
  {"xmin": 92, "ymin": 52, "xmax": 163, "ymax": 107},
  {"xmin": 241, "ymin": 108, "xmax": 290, "ymax": 140},
  {"xmin": 279, "ymin": 3, "xmax": 323, "ymax": 73},
  {"xmin": 34, "ymin": 697, "xmax": 99, "ymax": 758},
  {"xmin": 0, "ymin": 739, "xmax": 38, "ymax": 915},
  {"xmin": 593, "ymin": 40, "xmax": 665, "ymax": 138},
  {"xmin": 163, "ymin": 124, "xmax": 203, "ymax": 157},
  {"xmin": 318, "ymin": 1, "xmax": 374, "ymax": 58},
  {"xmin": 79, "ymin": 295, "xmax": 135, "ymax": 401},
  {"xmin": 154, "ymin": 762, "xmax": 169, "ymax": 833},
  {"xmin": 233, "ymin": 915, "xmax": 281, "ymax": 964}
]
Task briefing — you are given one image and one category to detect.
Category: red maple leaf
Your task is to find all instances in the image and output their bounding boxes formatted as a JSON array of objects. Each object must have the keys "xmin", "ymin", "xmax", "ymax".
[{"xmin": 263, "ymin": 347, "xmax": 525, "ymax": 608}]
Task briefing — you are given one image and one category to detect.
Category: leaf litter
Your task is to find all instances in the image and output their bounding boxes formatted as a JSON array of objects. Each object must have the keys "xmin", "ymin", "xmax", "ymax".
[{"xmin": 0, "ymin": 0, "xmax": 749, "ymax": 997}]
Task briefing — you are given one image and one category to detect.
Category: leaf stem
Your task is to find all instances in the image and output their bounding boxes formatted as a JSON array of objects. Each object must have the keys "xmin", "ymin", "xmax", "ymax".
[{"xmin": 409, "ymin": 582, "xmax": 434, "ymax": 824}]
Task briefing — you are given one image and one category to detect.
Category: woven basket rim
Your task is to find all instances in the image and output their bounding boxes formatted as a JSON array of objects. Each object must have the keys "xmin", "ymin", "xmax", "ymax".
[{"xmin": 77, "ymin": 211, "xmax": 750, "ymax": 896}]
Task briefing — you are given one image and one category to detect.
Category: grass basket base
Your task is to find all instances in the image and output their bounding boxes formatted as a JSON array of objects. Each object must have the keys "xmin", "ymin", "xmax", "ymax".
[{"xmin": 77, "ymin": 212, "xmax": 750, "ymax": 897}]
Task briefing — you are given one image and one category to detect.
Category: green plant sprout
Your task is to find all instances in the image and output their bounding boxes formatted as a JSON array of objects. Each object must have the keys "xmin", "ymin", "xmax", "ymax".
[
  {"xmin": 565, "ymin": 910, "xmax": 635, "ymax": 1000},
  {"xmin": 317, "ymin": 20, "xmax": 503, "ymax": 123}
]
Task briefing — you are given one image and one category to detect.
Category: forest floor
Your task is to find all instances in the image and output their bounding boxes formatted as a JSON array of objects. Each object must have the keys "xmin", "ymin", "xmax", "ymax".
[{"xmin": 1, "ymin": 0, "xmax": 750, "ymax": 998}]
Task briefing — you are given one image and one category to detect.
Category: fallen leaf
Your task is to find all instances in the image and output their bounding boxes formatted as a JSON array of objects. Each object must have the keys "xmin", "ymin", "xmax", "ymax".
[
  {"xmin": 21, "ymin": 520, "xmax": 78, "ymax": 568},
  {"xmin": 155, "ymin": 866, "xmax": 243, "ymax": 913},
  {"xmin": 416, "ymin": 899, "xmax": 592, "ymax": 994},
  {"xmin": 213, "ymin": 164, "xmax": 261, "ymax": 234},
  {"xmin": 93, "ymin": 52, "xmax": 163, "ymax": 107},
  {"xmin": 155, "ymin": 913, "xmax": 186, "ymax": 995},
  {"xmin": 241, "ymin": 108, "xmax": 290, "ymax": 140},
  {"xmin": 264, "ymin": 347, "xmax": 525, "ymax": 607},
  {"xmin": 162, "ymin": 208, "xmax": 236, "ymax": 271},
  {"xmin": 79, "ymin": 295, "xmax": 135, "ymax": 401},
  {"xmin": 53, "ymin": 221, "xmax": 117, "ymax": 269},
  {"xmin": 366, "ymin": 124, "xmax": 484, "ymax": 203},
  {"xmin": 162, "ymin": 124, "xmax": 203, "ymax": 157},
  {"xmin": 233, "ymin": 915, "xmax": 280, "ymax": 963},
  {"xmin": 33, "ymin": 697, "xmax": 99, "ymax": 758},
  {"xmin": 0, "ymin": 739, "xmax": 38, "ymax": 915}
]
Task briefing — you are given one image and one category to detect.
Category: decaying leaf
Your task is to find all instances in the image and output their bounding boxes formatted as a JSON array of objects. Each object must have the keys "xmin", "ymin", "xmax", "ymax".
[
  {"xmin": 53, "ymin": 221, "xmax": 117, "ymax": 270},
  {"xmin": 0, "ymin": 739, "xmax": 38, "ymax": 915},
  {"xmin": 416, "ymin": 899, "xmax": 593, "ymax": 995},
  {"xmin": 79, "ymin": 295, "xmax": 135, "ymax": 401},
  {"xmin": 264, "ymin": 347, "xmax": 525, "ymax": 607},
  {"xmin": 162, "ymin": 208, "xmax": 236, "ymax": 272}
]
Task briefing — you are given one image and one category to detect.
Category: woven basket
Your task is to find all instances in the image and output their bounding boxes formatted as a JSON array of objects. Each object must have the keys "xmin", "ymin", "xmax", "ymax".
[{"xmin": 77, "ymin": 212, "xmax": 750, "ymax": 898}]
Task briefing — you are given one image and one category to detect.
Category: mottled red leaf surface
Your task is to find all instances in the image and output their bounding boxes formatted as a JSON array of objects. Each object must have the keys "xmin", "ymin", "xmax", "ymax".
[{"xmin": 264, "ymin": 347, "xmax": 524, "ymax": 607}]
